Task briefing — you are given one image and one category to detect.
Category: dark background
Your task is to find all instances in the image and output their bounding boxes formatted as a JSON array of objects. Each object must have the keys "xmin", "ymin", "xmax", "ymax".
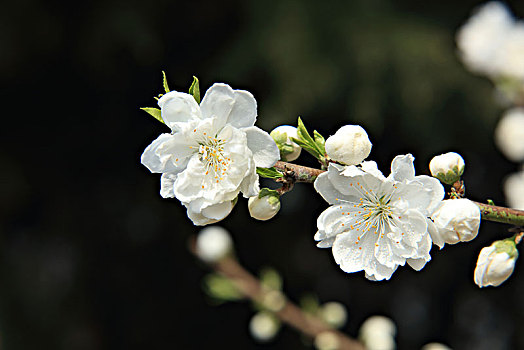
[{"xmin": 2, "ymin": 0, "xmax": 524, "ymax": 349}]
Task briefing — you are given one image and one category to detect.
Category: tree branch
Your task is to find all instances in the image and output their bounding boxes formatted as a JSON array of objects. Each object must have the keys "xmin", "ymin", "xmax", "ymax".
[
  {"xmin": 274, "ymin": 161, "xmax": 524, "ymax": 226},
  {"xmin": 189, "ymin": 240, "xmax": 364, "ymax": 350}
]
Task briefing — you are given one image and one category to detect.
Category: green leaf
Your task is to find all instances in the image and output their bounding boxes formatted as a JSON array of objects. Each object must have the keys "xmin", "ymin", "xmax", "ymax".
[
  {"xmin": 258, "ymin": 188, "xmax": 280, "ymax": 199},
  {"xmin": 202, "ymin": 274, "xmax": 243, "ymax": 304},
  {"xmin": 140, "ymin": 107, "xmax": 164, "ymax": 124},
  {"xmin": 313, "ymin": 130, "xmax": 326, "ymax": 154},
  {"xmin": 256, "ymin": 167, "xmax": 283, "ymax": 179},
  {"xmin": 162, "ymin": 71, "xmax": 170, "ymax": 93},
  {"xmin": 189, "ymin": 76, "xmax": 201, "ymax": 104},
  {"xmin": 291, "ymin": 137, "xmax": 322, "ymax": 159},
  {"xmin": 259, "ymin": 267, "xmax": 283, "ymax": 291}
]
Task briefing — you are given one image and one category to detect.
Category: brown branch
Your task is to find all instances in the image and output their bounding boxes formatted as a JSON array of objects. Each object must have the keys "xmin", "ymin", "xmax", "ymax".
[
  {"xmin": 189, "ymin": 240, "xmax": 364, "ymax": 350},
  {"xmin": 274, "ymin": 161, "xmax": 524, "ymax": 226}
]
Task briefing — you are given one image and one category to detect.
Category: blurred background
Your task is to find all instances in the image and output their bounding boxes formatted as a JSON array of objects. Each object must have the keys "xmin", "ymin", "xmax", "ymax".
[{"xmin": 2, "ymin": 0, "xmax": 524, "ymax": 349}]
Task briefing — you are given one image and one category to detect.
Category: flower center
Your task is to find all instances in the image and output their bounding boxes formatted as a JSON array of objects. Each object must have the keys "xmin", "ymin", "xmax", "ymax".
[{"xmin": 198, "ymin": 137, "xmax": 232, "ymax": 183}]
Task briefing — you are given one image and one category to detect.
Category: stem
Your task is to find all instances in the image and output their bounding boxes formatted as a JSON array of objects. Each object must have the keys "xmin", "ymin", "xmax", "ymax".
[
  {"xmin": 189, "ymin": 240, "xmax": 364, "ymax": 350},
  {"xmin": 275, "ymin": 161, "xmax": 524, "ymax": 226}
]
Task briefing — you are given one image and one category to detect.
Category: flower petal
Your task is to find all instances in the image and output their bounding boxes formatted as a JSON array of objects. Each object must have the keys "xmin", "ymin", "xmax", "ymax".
[
  {"xmin": 201, "ymin": 201, "xmax": 235, "ymax": 221},
  {"xmin": 239, "ymin": 161, "xmax": 260, "ymax": 198},
  {"xmin": 141, "ymin": 133, "xmax": 194, "ymax": 173},
  {"xmin": 160, "ymin": 172, "xmax": 177, "ymax": 198},
  {"xmin": 243, "ymin": 126, "xmax": 280, "ymax": 168},
  {"xmin": 227, "ymin": 90, "xmax": 257, "ymax": 128},
  {"xmin": 314, "ymin": 172, "xmax": 357, "ymax": 205},
  {"xmin": 200, "ymin": 83, "xmax": 235, "ymax": 128},
  {"xmin": 158, "ymin": 91, "xmax": 201, "ymax": 129},
  {"xmin": 389, "ymin": 154, "xmax": 415, "ymax": 182}
]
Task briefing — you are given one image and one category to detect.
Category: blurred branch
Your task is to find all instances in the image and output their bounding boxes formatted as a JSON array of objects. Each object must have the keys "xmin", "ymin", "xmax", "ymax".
[
  {"xmin": 275, "ymin": 161, "xmax": 524, "ymax": 226},
  {"xmin": 189, "ymin": 239, "xmax": 364, "ymax": 350}
]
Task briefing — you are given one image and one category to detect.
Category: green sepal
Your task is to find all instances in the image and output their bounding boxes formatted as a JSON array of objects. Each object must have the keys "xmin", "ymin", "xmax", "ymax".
[
  {"xmin": 259, "ymin": 267, "xmax": 283, "ymax": 291},
  {"xmin": 189, "ymin": 76, "xmax": 201, "ymax": 104},
  {"xmin": 495, "ymin": 239, "xmax": 519, "ymax": 259},
  {"xmin": 256, "ymin": 167, "xmax": 284, "ymax": 179},
  {"xmin": 140, "ymin": 107, "xmax": 165, "ymax": 124},
  {"xmin": 162, "ymin": 71, "xmax": 170, "ymax": 93},
  {"xmin": 202, "ymin": 273, "xmax": 243, "ymax": 304},
  {"xmin": 258, "ymin": 188, "xmax": 280, "ymax": 199}
]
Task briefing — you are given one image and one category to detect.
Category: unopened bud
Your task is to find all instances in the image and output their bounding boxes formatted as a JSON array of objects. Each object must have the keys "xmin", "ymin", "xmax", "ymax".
[
  {"xmin": 474, "ymin": 239, "xmax": 518, "ymax": 287},
  {"xmin": 429, "ymin": 152, "xmax": 465, "ymax": 185},
  {"xmin": 320, "ymin": 302, "xmax": 347, "ymax": 329},
  {"xmin": 314, "ymin": 332, "xmax": 340, "ymax": 350},
  {"xmin": 248, "ymin": 190, "xmax": 281, "ymax": 221},
  {"xmin": 431, "ymin": 199, "xmax": 480, "ymax": 248},
  {"xmin": 249, "ymin": 311, "xmax": 280, "ymax": 342},
  {"xmin": 495, "ymin": 108, "xmax": 524, "ymax": 162},
  {"xmin": 325, "ymin": 125, "xmax": 372, "ymax": 165},
  {"xmin": 359, "ymin": 315, "xmax": 396, "ymax": 350},
  {"xmin": 195, "ymin": 226, "xmax": 233, "ymax": 263},
  {"xmin": 270, "ymin": 125, "xmax": 302, "ymax": 161}
]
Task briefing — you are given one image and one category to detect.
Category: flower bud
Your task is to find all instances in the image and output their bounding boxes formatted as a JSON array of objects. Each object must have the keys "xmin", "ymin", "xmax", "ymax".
[
  {"xmin": 474, "ymin": 239, "xmax": 518, "ymax": 287},
  {"xmin": 324, "ymin": 125, "xmax": 372, "ymax": 165},
  {"xmin": 421, "ymin": 343, "xmax": 452, "ymax": 350},
  {"xmin": 431, "ymin": 199, "xmax": 481, "ymax": 248},
  {"xmin": 249, "ymin": 311, "xmax": 280, "ymax": 342},
  {"xmin": 195, "ymin": 226, "xmax": 233, "ymax": 263},
  {"xmin": 495, "ymin": 108, "xmax": 524, "ymax": 162},
  {"xmin": 359, "ymin": 315, "xmax": 396, "ymax": 350},
  {"xmin": 320, "ymin": 302, "xmax": 347, "ymax": 329},
  {"xmin": 270, "ymin": 125, "xmax": 302, "ymax": 161},
  {"xmin": 429, "ymin": 152, "xmax": 465, "ymax": 185},
  {"xmin": 248, "ymin": 190, "xmax": 281, "ymax": 221},
  {"xmin": 314, "ymin": 332, "xmax": 340, "ymax": 350}
]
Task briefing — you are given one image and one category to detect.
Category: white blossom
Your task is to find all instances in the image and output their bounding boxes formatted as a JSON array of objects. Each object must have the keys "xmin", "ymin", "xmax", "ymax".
[
  {"xmin": 248, "ymin": 192, "xmax": 281, "ymax": 221},
  {"xmin": 324, "ymin": 125, "xmax": 372, "ymax": 166},
  {"xmin": 195, "ymin": 226, "xmax": 233, "ymax": 263},
  {"xmin": 503, "ymin": 167, "xmax": 524, "ymax": 210},
  {"xmin": 456, "ymin": 2, "xmax": 514, "ymax": 76},
  {"xmin": 431, "ymin": 199, "xmax": 481, "ymax": 248},
  {"xmin": 429, "ymin": 152, "xmax": 465, "ymax": 185},
  {"xmin": 474, "ymin": 239, "xmax": 518, "ymax": 287},
  {"xmin": 270, "ymin": 125, "xmax": 302, "ymax": 161},
  {"xmin": 314, "ymin": 332, "xmax": 340, "ymax": 350},
  {"xmin": 249, "ymin": 312, "xmax": 279, "ymax": 342},
  {"xmin": 141, "ymin": 83, "xmax": 280, "ymax": 225},
  {"xmin": 495, "ymin": 108, "xmax": 524, "ymax": 162},
  {"xmin": 314, "ymin": 154, "xmax": 444, "ymax": 281}
]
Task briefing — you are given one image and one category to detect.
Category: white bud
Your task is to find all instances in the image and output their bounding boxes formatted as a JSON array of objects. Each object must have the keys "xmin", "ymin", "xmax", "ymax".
[
  {"xmin": 429, "ymin": 152, "xmax": 465, "ymax": 184},
  {"xmin": 325, "ymin": 125, "xmax": 372, "ymax": 165},
  {"xmin": 248, "ymin": 193, "xmax": 281, "ymax": 221},
  {"xmin": 270, "ymin": 125, "xmax": 302, "ymax": 161},
  {"xmin": 195, "ymin": 226, "xmax": 233, "ymax": 263},
  {"xmin": 320, "ymin": 302, "xmax": 347, "ymax": 329},
  {"xmin": 421, "ymin": 343, "xmax": 452, "ymax": 350},
  {"xmin": 503, "ymin": 168, "xmax": 524, "ymax": 210},
  {"xmin": 474, "ymin": 239, "xmax": 518, "ymax": 288},
  {"xmin": 495, "ymin": 108, "xmax": 524, "ymax": 162},
  {"xmin": 249, "ymin": 312, "xmax": 279, "ymax": 342},
  {"xmin": 359, "ymin": 315, "xmax": 396, "ymax": 350},
  {"xmin": 314, "ymin": 332, "xmax": 340, "ymax": 350},
  {"xmin": 431, "ymin": 199, "xmax": 481, "ymax": 248}
]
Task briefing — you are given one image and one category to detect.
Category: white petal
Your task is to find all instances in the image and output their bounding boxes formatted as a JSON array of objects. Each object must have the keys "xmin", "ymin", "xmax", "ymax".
[
  {"xmin": 389, "ymin": 154, "xmax": 415, "ymax": 182},
  {"xmin": 332, "ymin": 232, "xmax": 375, "ymax": 274},
  {"xmin": 186, "ymin": 206, "xmax": 219, "ymax": 226},
  {"xmin": 317, "ymin": 205, "xmax": 353, "ymax": 238},
  {"xmin": 244, "ymin": 126, "xmax": 280, "ymax": 168},
  {"xmin": 407, "ymin": 258, "xmax": 427, "ymax": 271},
  {"xmin": 158, "ymin": 91, "xmax": 201, "ymax": 129},
  {"xmin": 427, "ymin": 218, "xmax": 444, "ymax": 249},
  {"xmin": 412, "ymin": 175, "xmax": 445, "ymax": 214},
  {"xmin": 160, "ymin": 172, "xmax": 177, "ymax": 198},
  {"xmin": 141, "ymin": 133, "xmax": 194, "ymax": 173},
  {"xmin": 317, "ymin": 237, "xmax": 336, "ymax": 248},
  {"xmin": 314, "ymin": 172, "xmax": 354, "ymax": 205},
  {"xmin": 227, "ymin": 90, "xmax": 257, "ymax": 128},
  {"xmin": 200, "ymin": 83, "xmax": 235, "ymax": 128},
  {"xmin": 201, "ymin": 201, "xmax": 235, "ymax": 221},
  {"xmin": 360, "ymin": 161, "xmax": 386, "ymax": 180},
  {"xmin": 239, "ymin": 160, "xmax": 260, "ymax": 198}
]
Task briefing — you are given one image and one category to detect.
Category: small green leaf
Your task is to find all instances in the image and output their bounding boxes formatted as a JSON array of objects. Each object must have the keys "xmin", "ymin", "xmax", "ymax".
[
  {"xmin": 256, "ymin": 167, "xmax": 284, "ymax": 179},
  {"xmin": 313, "ymin": 130, "xmax": 326, "ymax": 154},
  {"xmin": 291, "ymin": 137, "xmax": 322, "ymax": 159},
  {"xmin": 140, "ymin": 107, "xmax": 165, "ymax": 124},
  {"xmin": 260, "ymin": 267, "xmax": 283, "ymax": 291},
  {"xmin": 297, "ymin": 117, "xmax": 316, "ymax": 146},
  {"xmin": 258, "ymin": 188, "xmax": 280, "ymax": 199},
  {"xmin": 162, "ymin": 71, "xmax": 170, "ymax": 93},
  {"xmin": 189, "ymin": 76, "xmax": 201, "ymax": 104},
  {"xmin": 202, "ymin": 274, "xmax": 243, "ymax": 304},
  {"xmin": 487, "ymin": 199, "xmax": 495, "ymax": 206}
]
